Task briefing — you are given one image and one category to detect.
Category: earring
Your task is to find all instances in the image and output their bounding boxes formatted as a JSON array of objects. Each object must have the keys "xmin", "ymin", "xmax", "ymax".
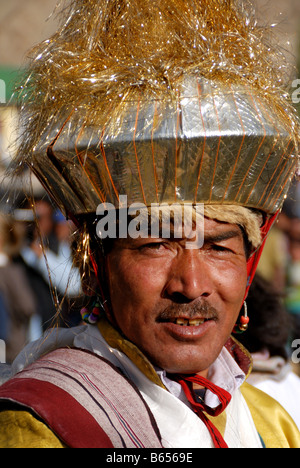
[
  {"xmin": 233, "ymin": 301, "xmax": 249, "ymax": 334},
  {"xmin": 80, "ymin": 296, "xmax": 106, "ymax": 325}
]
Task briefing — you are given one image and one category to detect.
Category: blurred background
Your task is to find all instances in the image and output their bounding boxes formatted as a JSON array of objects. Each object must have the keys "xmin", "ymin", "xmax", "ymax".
[
  {"xmin": 0, "ymin": 0, "xmax": 300, "ymax": 379},
  {"xmin": 0, "ymin": 0, "xmax": 83, "ymax": 364}
]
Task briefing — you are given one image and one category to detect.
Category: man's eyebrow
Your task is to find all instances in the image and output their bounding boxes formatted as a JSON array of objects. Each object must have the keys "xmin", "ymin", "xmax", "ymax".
[{"xmin": 204, "ymin": 229, "xmax": 242, "ymax": 243}]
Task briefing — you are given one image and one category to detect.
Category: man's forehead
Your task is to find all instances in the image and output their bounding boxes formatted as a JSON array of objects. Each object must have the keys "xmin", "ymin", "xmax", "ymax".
[
  {"xmin": 203, "ymin": 218, "xmax": 243, "ymax": 237},
  {"xmin": 112, "ymin": 218, "xmax": 243, "ymax": 247},
  {"xmin": 95, "ymin": 203, "xmax": 258, "ymax": 251},
  {"xmin": 161, "ymin": 215, "xmax": 243, "ymax": 238}
]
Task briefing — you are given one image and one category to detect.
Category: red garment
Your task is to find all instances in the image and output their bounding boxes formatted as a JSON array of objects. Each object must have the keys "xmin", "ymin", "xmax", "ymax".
[{"xmin": 169, "ymin": 373, "xmax": 231, "ymax": 448}]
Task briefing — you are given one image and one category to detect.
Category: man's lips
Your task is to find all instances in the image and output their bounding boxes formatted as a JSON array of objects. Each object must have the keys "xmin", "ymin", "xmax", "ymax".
[
  {"xmin": 159, "ymin": 317, "xmax": 213, "ymax": 326},
  {"xmin": 158, "ymin": 316, "xmax": 216, "ymax": 341},
  {"xmin": 156, "ymin": 300, "xmax": 219, "ymax": 327}
]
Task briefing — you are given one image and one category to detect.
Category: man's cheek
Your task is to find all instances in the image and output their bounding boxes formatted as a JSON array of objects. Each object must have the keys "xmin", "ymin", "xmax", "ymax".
[{"xmin": 217, "ymin": 268, "xmax": 247, "ymax": 301}]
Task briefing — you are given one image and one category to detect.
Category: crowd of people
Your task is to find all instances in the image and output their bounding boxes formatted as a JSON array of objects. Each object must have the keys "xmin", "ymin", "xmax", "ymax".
[{"xmin": 0, "ymin": 196, "xmax": 82, "ymax": 363}]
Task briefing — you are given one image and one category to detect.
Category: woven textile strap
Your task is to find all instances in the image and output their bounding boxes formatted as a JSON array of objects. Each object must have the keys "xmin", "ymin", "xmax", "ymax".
[
  {"xmin": 0, "ymin": 348, "xmax": 163, "ymax": 448},
  {"xmin": 170, "ymin": 374, "xmax": 232, "ymax": 448}
]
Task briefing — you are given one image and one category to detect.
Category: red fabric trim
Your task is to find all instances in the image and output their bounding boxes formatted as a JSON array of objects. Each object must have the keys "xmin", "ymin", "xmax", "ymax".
[
  {"xmin": 0, "ymin": 377, "xmax": 114, "ymax": 448},
  {"xmin": 245, "ymin": 211, "xmax": 279, "ymax": 296},
  {"xmin": 171, "ymin": 374, "xmax": 231, "ymax": 448}
]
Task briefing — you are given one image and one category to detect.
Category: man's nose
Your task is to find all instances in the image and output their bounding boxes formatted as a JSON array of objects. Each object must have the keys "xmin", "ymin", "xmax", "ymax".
[{"xmin": 163, "ymin": 249, "xmax": 213, "ymax": 302}]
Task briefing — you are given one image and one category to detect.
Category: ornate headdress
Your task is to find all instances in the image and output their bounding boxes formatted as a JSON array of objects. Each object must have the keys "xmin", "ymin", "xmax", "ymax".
[{"xmin": 16, "ymin": 0, "xmax": 299, "ymax": 223}]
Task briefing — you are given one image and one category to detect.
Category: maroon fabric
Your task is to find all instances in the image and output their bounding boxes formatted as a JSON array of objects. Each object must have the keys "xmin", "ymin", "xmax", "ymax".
[
  {"xmin": 170, "ymin": 374, "xmax": 231, "ymax": 448},
  {"xmin": 225, "ymin": 337, "xmax": 252, "ymax": 377},
  {"xmin": 0, "ymin": 377, "xmax": 114, "ymax": 448},
  {"xmin": 0, "ymin": 348, "xmax": 163, "ymax": 448}
]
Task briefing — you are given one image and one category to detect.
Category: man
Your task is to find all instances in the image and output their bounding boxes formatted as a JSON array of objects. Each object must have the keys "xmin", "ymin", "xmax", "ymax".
[{"xmin": 0, "ymin": 0, "xmax": 300, "ymax": 448}]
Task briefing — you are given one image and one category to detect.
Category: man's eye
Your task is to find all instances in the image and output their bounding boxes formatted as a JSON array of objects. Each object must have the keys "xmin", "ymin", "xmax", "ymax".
[
  {"xmin": 137, "ymin": 241, "xmax": 171, "ymax": 254},
  {"xmin": 211, "ymin": 244, "xmax": 232, "ymax": 253},
  {"xmin": 140, "ymin": 242, "xmax": 164, "ymax": 251}
]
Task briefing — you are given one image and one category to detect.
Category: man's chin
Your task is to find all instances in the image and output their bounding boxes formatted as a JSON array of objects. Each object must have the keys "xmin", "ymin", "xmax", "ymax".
[{"xmin": 151, "ymin": 351, "xmax": 218, "ymax": 376}]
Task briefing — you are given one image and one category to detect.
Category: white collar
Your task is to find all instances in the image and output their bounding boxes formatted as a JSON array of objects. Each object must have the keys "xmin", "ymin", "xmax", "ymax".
[{"xmin": 156, "ymin": 347, "xmax": 246, "ymax": 409}]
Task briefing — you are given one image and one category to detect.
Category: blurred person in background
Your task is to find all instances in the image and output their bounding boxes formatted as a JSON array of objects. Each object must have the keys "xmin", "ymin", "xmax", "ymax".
[
  {"xmin": 256, "ymin": 212, "xmax": 289, "ymax": 294},
  {"xmin": 0, "ymin": 293, "xmax": 8, "ymax": 343},
  {"xmin": 22, "ymin": 199, "xmax": 82, "ymax": 297},
  {"xmin": 238, "ymin": 273, "xmax": 300, "ymax": 430},
  {"xmin": 256, "ymin": 181, "xmax": 300, "ymax": 294},
  {"xmin": 0, "ymin": 213, "xmax": 36, "ymax": 363},
  {"xmin": 256, "ymin": 180, "xmax": 300, "ymax": 377},
  {"xmin": 53, "ymin": 210, "xmax": 84, "ymax": 327},
  {"xmin": 285, "ymin": 216, "xmax": 300, "ymax": 344},
  {"xmin": 20, "ymin": 198, "xmax": 82, "ymax": 333},
  {"xmin": 277, "ymin": 181, "xmax": 300, "ymax": 375}
]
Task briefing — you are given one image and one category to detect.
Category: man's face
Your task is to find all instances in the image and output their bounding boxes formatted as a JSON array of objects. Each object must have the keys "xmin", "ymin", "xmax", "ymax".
[{"xmin": 106, "ymin": 217, "xmax": 248, "ymax": 375}]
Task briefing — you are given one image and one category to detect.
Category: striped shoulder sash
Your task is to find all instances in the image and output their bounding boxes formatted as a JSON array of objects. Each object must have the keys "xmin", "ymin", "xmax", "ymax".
[{"xmin": 0, "ymin": 347, "xmax": 163, "ymax": 448}]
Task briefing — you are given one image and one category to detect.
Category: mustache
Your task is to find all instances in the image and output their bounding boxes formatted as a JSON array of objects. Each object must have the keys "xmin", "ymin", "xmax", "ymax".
[{"xmin": 157, "ymin": 300, "xmax": 219, "ymax": 322}]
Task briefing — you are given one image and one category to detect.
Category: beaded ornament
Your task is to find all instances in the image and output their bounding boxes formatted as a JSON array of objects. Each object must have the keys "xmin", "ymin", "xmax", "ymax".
[{"xmin": 80, "ymin": 297, "xmax": 104, "ymax": 325}]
